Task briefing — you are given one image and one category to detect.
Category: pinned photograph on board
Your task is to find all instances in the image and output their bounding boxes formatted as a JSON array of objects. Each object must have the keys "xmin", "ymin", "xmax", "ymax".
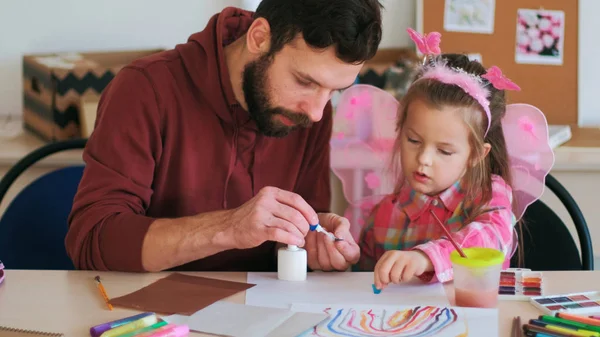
[
  {"xmin": 443, "ymin": 0, "xmax": 496, "ymax": 34},
  {"xmin": 515, "ymin": 9, "xmax": 565, "ymax": 65}
]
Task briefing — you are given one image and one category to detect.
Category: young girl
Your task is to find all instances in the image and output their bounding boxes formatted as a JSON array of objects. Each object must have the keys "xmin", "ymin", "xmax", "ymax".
[{"xmin": 331, "ymin": 28, "xmax": 554, "ymax": 289}]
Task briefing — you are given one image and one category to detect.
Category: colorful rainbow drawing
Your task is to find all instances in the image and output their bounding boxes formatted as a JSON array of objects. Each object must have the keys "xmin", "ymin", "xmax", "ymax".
[{"xmin": 297, "ymin": 305, "xmax": 466, "ymax": 337}]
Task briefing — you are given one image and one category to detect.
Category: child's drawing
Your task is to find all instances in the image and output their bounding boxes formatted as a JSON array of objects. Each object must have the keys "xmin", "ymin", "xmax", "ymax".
[{"xmin": 295, "ymin": 304, "xmax": 498, "ymax": 337}]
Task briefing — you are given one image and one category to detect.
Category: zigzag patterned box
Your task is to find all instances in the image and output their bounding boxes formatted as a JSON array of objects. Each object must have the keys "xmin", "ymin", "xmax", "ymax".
[{"xmin": 22, "ymin": 49, "xmax": 163, "ymax": 141}]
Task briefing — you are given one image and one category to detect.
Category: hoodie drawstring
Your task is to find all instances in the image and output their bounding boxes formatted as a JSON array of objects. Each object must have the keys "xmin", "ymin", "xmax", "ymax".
[
  {"xmin": 223, "ymin": 126, "xmax": 238, "ymax": 209},
  {"xmin": 250, "ymin": 135, "xmax": 262, "ymax": 195}
]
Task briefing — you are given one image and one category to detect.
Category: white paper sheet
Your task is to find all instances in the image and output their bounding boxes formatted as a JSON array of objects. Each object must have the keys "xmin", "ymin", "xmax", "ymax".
[
  {"xmin": 162, "ymin": 301, "xmax": 327, "ymax": 337},
  {"xmin": 246, "ymin": 272, "xmax": 449, "ymax": 309},
  {"xmin": 291, "ymin": 303, "xmax": 499, "ymax": 337}
]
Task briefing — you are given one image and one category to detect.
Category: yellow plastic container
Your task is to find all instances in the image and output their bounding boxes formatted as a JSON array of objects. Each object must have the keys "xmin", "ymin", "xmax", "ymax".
[{"xmin": 450, "ymin": 247, "xmax": 505, "ymax": 308}]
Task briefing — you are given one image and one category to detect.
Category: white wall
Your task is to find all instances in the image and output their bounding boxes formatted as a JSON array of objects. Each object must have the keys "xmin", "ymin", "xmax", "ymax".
[
  {"xmin": 578, "ymin": 0, "xmax": 600, "ymax": 126},
  {"xmin": 0, "ymin": 0, "xmax": 412, "ymax": 120},
  {"xmin": 0, "ymin": 0, "xmax": 243, "ymax": 118},
  {"xmin": 379, "ymin": 0, "xmax": 416, "ymax": 48},
  {"xmin": 1, "ymin": 0, "xmax": 598, "ymax": 125}
]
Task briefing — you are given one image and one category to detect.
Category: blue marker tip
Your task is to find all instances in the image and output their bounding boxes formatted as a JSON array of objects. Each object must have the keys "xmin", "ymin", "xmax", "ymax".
[
  {"xmin": 309, "ymin": 224, "xmax": 319, "ymax": 231},
  {"xmin": 372, "ymin": 284, "xmax": 381, "ymax": 294}
]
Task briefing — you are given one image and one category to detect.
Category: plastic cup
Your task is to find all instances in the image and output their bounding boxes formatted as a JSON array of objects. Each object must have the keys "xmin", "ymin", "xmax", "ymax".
[{"xmin": 450, "ymin": 247, "xmax": 505, "ymax": 308}]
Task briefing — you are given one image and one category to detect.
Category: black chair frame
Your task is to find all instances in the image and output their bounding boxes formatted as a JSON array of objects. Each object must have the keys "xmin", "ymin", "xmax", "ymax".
[{"xmin": 0, "ymin": 138, "xmax": 87, "ymax": 205}]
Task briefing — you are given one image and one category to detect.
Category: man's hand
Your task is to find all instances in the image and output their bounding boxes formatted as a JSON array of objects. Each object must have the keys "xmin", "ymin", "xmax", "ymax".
[
  {"xmin": 214, "ymin": 186, "xmax": 318, "ymax": 250},
  {"xmin": 305, "ymin": 213, "xmax": 360, "ymax": 271},
  {"xmin": 373, "ymin": 250, "xmax": 434, "ymax": 290}
]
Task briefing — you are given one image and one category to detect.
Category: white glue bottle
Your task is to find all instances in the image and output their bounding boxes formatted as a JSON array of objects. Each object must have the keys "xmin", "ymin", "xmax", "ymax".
[{"xmin": 277, "ymin": 244, "xmax": 307, "ymax": 281}]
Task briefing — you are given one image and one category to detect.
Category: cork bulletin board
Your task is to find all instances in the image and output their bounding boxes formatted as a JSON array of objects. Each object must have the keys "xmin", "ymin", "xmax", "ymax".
[{"xmin": 417, "ymin": 0, "xmax": 579, "ymax": 125}]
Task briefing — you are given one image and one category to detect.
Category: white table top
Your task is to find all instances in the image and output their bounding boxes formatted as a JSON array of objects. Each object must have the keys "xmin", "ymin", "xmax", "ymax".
[{"xmin": 0, "ymin": 270, "xmax": 599, "ymax": 337}]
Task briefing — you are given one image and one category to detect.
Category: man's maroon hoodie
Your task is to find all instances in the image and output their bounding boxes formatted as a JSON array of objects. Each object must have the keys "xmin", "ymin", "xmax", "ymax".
[{"xmin": 65, "ymin": 7, "xmax": 332, "ymax": 272}]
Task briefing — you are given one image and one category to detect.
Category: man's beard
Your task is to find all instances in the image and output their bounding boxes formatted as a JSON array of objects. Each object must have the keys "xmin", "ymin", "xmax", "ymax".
[{"xmin": 242, "ymin": 54, "xmax": 312, "ymax": 138}]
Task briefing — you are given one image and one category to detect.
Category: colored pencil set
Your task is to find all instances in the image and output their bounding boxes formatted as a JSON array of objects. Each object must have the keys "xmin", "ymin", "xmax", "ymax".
[
  {"xmin": 513, "ymin": 311, "xmax": 600, "ymax": 337},
  {"xmin": 90, "ymin": 312, "xmax": 188, "ymax": 337}
]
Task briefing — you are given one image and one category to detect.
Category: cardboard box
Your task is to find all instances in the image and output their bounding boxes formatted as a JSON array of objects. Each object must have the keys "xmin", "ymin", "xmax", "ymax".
[{"xmin": 22, "ymin": 49, "xmax": 163, "ymax": 142}]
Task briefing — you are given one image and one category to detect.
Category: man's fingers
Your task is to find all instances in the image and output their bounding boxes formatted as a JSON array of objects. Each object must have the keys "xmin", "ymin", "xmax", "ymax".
[
  {"xmin": 264, "ymin": 227, "xmax": 303, "ymax": 246},
  {"xmin": 272, "ymin": 203, "xmax": 310, "ymax": 236},
  {"xmin": 335, "ymin": 241, "xmax": 360, "ymax": 265},
  {"xmin": 317, "ymin": 233, "xmax": 332, "ymax": 271},
  {"xmin": 266, "ymin": 217, "xmax": 305, "ymax": 243},
  {"xmin": 322, "ymin": 214, "xmax": 360, "ymax": 265},
  {"xmin": 271, "ymin": 188, "xmax": 318, "ymax": 226},
  {"xmin": 322, "ymin": 213, "xmax": 351, "ymax": 239},
  {"xmin": 331, "ymin": 215, "xmax": 351, "ymax": 234},
  {"xmin": 305, "ymin": 232, "xmax": 320, "ymax": 270},
  {"xmin": 323, "ymin": 234, "xmax": 348, "ymax": 271}
]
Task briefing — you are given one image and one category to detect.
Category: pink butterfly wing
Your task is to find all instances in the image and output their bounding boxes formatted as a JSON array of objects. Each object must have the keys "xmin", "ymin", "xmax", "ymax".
[
  {"xmin": 424, "ymin": 32, "xmax": 442, "ymax": 55},
  {"xmin": 499, "ymin": 80, "xmax": 521, "ymax": 91},
  {"xmin": 483, "ymin": 66, "xmax": 521, "ymax": 91},
  {"xmin": 331, "ymin": 84, "xmax": 400, "ymax": 238},
  {"xmin": 502, "ymin": 103, "xmax": 555, "ymax": 220},
  {"xmin": 407, "ymin": 28, "xmax": 428, "ymax": 55}
]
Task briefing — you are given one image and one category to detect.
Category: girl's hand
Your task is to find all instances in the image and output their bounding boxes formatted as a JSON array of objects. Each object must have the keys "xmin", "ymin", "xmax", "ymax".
[{"xmin": 373, "ymin": 250, "xmax": 434, "ymax": 290}]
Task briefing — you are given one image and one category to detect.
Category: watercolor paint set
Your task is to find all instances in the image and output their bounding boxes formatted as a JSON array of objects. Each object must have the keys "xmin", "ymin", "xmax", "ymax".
[
  {"xmin": 530, "ymin": 291, "xmax": 600, "ymax": 315},
  {"xmin": 499, "ymin": 268, "xmax": 543, "ymax": 301}
]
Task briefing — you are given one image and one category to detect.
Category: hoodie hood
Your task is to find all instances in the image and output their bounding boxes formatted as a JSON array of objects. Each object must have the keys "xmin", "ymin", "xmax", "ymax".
[
  {"xmin": 176, "ymin": 7, "xmax": 259, "ymax": 210},
  {"xmin": 176, "ymin": 7, "xmax": 254, "ymax": 126}
]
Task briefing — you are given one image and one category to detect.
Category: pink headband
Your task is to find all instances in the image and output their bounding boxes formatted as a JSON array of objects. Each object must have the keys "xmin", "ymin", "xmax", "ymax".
[{"xmin": 407, "ymin": 28, "xmax": 521, "ymax": 136}]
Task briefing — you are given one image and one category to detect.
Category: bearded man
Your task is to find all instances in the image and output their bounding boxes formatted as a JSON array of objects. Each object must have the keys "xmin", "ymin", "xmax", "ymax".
[{"xmin": 65, "ymin": 0, "xmax": 383, "ymax": 273}]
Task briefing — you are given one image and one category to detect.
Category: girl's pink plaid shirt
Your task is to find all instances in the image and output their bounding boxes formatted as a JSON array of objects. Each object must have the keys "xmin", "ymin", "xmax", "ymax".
[{"xmin": 354, "ymin": 174, "xmax": 516, "ymax": 283}]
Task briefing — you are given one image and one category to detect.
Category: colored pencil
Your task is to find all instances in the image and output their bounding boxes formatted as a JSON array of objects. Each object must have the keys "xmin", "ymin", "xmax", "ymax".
[
  {"xmin": 523, "ymin": 323, "xmax": 576, "ymax": 337},
  {"xmin": 557, "ymin": 313, "xmax": 600, "ymax": 328},
  {"xmin": 530, "ymin": 319, "xmax": 598, "ymax": 337},
  {"xmin": 541, "ymin": 315, "xmax": 600, "ymax": 333},
  {"xmin": 94, "ymin": 275, "xmax": 113, "ymax": 311}
]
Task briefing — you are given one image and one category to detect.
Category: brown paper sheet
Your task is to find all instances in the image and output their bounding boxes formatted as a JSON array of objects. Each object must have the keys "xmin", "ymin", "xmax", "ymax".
[{"xmin": 109, "ymin": 273, "xmax": 255, "ymax": 315}]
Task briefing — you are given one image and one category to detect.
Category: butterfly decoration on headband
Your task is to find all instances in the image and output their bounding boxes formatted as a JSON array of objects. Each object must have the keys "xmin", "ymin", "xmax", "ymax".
[
  {"xmin": 482, "ymin": 66, "xmax": 521, "ymax": 91},
  {"xmin": 330, "ymin": 29, "xmax": 555, "ymax": 242},
  {"xmin": 406, "ymin": 28, "xmax": 441, "ymax": 58}
]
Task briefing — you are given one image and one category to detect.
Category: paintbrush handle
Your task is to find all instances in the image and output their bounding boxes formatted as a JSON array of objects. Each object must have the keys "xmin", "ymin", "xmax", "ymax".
[{"xmin": 429, "ymin": 210, "xmax": 467, "ymax": 258}]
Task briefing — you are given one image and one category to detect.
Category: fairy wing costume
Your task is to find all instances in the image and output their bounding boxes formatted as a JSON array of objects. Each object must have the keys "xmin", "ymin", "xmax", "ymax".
[{"xmin": 330, "ymin": 29, "xmax": 555, "ymax": 246}]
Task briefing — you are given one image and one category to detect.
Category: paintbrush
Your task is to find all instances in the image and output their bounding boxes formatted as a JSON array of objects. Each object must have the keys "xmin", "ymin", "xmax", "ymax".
[
  {"xmin": 429, "ymin": 210, "xmax": 467, "ymax": 258},
  {"xmin": 511, "ymin": 316, "xmax": 518, "ymax": 337},
  {"xmin": 512, "ymin": 316, "xmax": 524, "ymax": 337}
]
